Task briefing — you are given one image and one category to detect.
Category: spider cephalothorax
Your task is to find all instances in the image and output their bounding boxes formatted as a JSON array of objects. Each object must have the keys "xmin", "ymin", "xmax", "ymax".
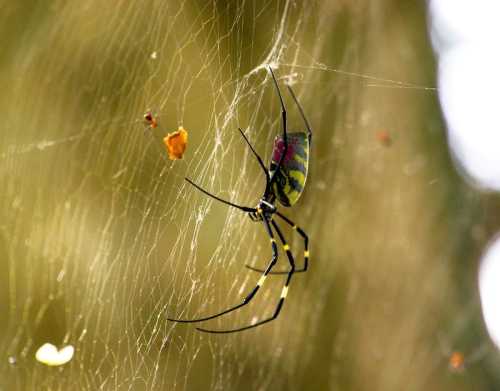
[
  {"xmin": 249, "ymin": 199, "xmax": 276, "ymax": 221},
  {"xmin": 168, "ymin": 67, "xmax": 312, "ymax": 334}
]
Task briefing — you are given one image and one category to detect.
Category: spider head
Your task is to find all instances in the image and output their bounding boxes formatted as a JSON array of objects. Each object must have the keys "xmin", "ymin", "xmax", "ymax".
[{"xmin": 248, "ymin": 199, "xmax": 276, "ymax": 222}]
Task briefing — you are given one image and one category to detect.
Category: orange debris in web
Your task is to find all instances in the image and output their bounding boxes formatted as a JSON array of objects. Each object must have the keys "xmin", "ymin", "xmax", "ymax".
[
  {"xmin": 163, "ymin": 126, "xmax": 188, "ymax": 160},
  {"xmin": 448, "ymin": 351, "xmax": 465, "ymax": 372},
  {"xmin": 376, "ymin": 130, "xmax": 392, "ymax": 146}
]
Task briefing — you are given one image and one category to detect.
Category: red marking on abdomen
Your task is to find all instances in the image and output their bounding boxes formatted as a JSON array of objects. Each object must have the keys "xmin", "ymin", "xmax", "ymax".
[{"xmin": 272, "ymin": 137, "xmax": 298, "ymax": 163}]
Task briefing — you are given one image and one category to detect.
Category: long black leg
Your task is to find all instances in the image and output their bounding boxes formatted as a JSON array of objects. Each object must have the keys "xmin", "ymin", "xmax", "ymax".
[
  {"xmin": 267, "ymin": 67, "xmax": 288, "ymax": 190},
  {"xmin": 197, "ymin": 218, "xmax": 295, "ymax": 334},
  {"xmin": 286, "ymin": 85, "xmax": 312, "ymax": 141},
  {"xmin": 246, "ymin": 211, "xmax": 309, "ymax": 274},
  {"xmin": 184, "ymin": 178, "xmax": 255, "ymax": 213},
  {"xmin": 237, "ymin": 128, "xmax": 269, "ymax": 183},
  {"xmin": 167, "ymin": 218, "xmax": 277, "ymax": 326}
]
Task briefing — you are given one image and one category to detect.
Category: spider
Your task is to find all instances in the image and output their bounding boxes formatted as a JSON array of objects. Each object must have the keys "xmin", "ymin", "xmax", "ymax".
[{"xmin": 168, "ymin": 67, "xmax": 312, "ymax": 334}]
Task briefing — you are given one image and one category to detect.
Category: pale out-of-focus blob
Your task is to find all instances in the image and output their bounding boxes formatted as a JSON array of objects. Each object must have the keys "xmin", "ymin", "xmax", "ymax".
[
  {"xmin": 479, "ymin": 237, "xmax": 500, "ymax": 350},
  {"xmin": 163, "ymin": 126, "xmax": 188, "ymax": 160},
  {"xmin": 35, "ymin": 343, "xmax": 74, "ymax": 366},
  {"xmin": 429, "ymin": 0, "xmax": 500, "ymax": 190}
]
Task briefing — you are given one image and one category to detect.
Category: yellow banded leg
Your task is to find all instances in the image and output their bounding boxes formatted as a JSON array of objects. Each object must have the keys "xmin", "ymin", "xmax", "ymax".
[
  {"xmin": 245, "ymin": 212, "xmax": 309, "ymax": 275},
  {"xmin": 257, "ymin": 275, "xmax": 267, "ymax": 286},
  {"xmin": 269, "ymin": 219, "xmax": 295, "ymax": 318},
  {"xmin": 169, "ymin": 218, "xmax": 278, "ymax": 329}
]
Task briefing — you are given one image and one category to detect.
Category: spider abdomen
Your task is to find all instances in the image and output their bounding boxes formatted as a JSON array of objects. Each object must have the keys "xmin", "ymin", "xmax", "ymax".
[{"xmin": 269, "ymin": 132, "xmax": 310, "ymax": 207}]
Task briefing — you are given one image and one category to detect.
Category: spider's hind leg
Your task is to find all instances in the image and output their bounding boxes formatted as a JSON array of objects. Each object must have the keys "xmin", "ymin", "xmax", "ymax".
[
  {"xmin": 246, "ymin": 211, "xmax": 309, "ymax": 274},
  {"xmin": 168, "ymin": 218, "xmax": 278, "ymax": 329},
  {"xmin": 197, "ymin": 218, "xmax": 296, "ymax": 333}
]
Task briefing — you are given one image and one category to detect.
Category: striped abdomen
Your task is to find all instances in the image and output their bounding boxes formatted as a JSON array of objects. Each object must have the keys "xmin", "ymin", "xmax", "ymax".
[{"xmin": 269, "ymin": 132, "xmax": 310, "ymax": 207}]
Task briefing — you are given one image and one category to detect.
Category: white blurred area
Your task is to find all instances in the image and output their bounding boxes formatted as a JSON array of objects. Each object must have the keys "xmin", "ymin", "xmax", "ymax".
[
  {"xmin": 430, "ymin": 1, "xmax": 500, "ymax": 351},
  {"xmin": 479, "ymin": 237, "xmax": 500, "ymax": 349},
  {"xmin": 429, "ymin": 0, "xmax": 500, "ymax": 190}
]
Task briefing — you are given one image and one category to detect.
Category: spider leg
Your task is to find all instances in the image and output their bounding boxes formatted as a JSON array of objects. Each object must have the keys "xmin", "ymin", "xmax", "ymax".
[
  {"xmin": 197, "ymin": 218, "xmax": 295, "ymax": 333},
  {"xmin": 167, "ymin": 218, "xmax": 278, "ymax": 325},
  {"xmin": 267, "ymin": 67, "xmax": 288, "ymax": 190},
  {"xmin": 184, "ymin": 178, "xmax": 255, "ymax": 213},
  {"xmin": 246, "ymin": 211, "xmax": 309, "ymax": 274},
  {"xmin": 286, "ymin": 85, "xmax": 312, "ymax": 140},
  {"xmin": 237, "ymin": 128, "xmax": 269, "ymax": 183}
]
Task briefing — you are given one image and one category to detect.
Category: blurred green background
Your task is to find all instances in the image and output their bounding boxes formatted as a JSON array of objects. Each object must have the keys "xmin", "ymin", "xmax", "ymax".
[{"xmin": 1, "ymin": 1, "xmax": 498, "ymax": 390}]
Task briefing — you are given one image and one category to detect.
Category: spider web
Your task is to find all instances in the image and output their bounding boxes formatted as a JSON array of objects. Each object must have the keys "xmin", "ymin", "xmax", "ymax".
[{"xmin": 0, "ymin": 1, "xmax": 497, "ymax": 390}]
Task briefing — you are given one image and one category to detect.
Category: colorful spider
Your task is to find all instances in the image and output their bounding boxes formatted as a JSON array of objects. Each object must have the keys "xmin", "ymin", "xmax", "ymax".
[{"xmin": 168, "ymin": 67, "xmax": 311, "ymax": 333}]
